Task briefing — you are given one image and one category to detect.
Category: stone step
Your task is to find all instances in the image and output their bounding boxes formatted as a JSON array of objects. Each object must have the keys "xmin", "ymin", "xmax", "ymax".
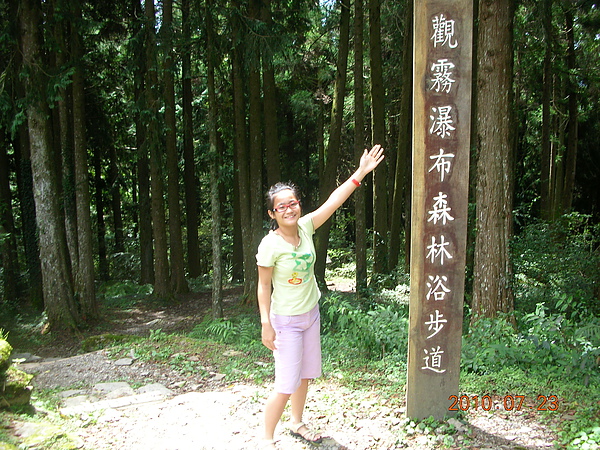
[{"xmin": 59, "ymin": 381, "xmax": 174, "ymax": 416}]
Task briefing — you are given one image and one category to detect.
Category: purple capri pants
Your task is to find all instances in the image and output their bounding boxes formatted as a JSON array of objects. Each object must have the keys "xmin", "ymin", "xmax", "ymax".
[{"xmin": 270, "ymin": 304, "xmax": 322, "ymax": 395}]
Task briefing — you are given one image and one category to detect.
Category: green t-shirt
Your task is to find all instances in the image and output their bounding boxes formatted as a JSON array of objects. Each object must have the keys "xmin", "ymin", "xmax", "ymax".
[{"xmin": 256, "ymin": 215, "xmax": 321, "ymax": 316}]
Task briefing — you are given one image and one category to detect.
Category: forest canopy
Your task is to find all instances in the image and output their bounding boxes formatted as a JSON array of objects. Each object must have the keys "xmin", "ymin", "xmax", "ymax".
[{"xmin": 0, "ymin": 0, "xmax": 599, "ymax": 331}]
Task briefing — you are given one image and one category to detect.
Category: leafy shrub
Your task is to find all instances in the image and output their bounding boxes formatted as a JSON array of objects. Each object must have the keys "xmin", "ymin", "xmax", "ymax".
[
  {"xmin": 109, "ymin": 252, "xmax": 141, "ymax": 281},
  {"xmin": 320, "ymin": 293, "xmax": 409, "ymax": 358},
  {"xmin": 460, "ymin": 314, "xmax": 522, "ymax": 374},
  {"xmin": 565, "ymin": 425, "xmax": 600, "ymax": 450},
  {"xmin": 461, "ymin": 305, "xmax": 600, "ymax": 386},
  {"xmin": 98, "ymin": 281, "xmax": 153, "ymax": 308},
  {"xmin": 511, "ymin": 213, "xmax": 600, "ymax": 318},
  {"xmin": 520, "ymin": 304, "xmax": 600, "ymax": 384},
  {"xmin": 190, "ymin": 315, "xmax": 259, "ymax": 346}
]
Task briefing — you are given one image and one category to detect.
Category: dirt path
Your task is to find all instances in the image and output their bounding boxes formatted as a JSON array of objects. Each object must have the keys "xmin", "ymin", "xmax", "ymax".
[
  {"xmin": 19, "ymin": 350, "xmax": 558, "ymax": 450},
  {"xmin": 8, "ymin": 287, "xmax": 560, "ymax": 449}
]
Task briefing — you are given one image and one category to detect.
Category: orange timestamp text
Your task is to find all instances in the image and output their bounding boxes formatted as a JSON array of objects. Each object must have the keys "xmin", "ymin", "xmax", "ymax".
[{"xmin": 448, "ymin": 394, "xmax": 559, "ymax": 412}]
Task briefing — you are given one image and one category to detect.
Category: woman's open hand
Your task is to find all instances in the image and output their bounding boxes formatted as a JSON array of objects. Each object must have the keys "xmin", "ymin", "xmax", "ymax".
[
  {"xmin": 261, "ymin": 323, "xmax": 277, "ymax": 351},
  {"xmin": 359, "ymin": 144, "xmax": 385, "ymax": 174}
]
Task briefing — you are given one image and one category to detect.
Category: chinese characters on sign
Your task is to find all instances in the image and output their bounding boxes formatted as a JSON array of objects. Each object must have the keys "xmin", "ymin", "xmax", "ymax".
[
  {"xmin": 407, "ymin": 0, "xmax": 472, "ymax": 420},
  {"xmin": 420, "ymin": 11, "xmax": 460, "ymax": 375}
]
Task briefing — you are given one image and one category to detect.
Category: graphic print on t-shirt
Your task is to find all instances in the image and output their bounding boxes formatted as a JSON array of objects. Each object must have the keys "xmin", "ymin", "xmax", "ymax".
[{"xmin": 288, "ymin": 252, "xmax": 314, "ymax": 284}]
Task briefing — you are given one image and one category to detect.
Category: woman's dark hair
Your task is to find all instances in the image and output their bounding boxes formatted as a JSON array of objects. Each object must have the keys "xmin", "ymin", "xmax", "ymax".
[{"xmin": 266, "ymin": 182, "xmax": 301, "ymax": 230}]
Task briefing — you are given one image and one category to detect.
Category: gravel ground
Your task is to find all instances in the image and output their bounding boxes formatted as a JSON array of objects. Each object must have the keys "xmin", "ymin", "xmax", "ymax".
[
  {"xmin": 8, "ymin": 286, "xmax": 561, "ymax": 450},
  {"xmin": 18, "ymin": 349, "xmax": 560, "ymax": 450}
]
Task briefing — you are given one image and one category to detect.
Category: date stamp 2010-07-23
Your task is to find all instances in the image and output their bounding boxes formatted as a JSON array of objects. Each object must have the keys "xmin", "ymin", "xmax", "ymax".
[{"xmin": 448, "ymin": 394, "xmax": 560, "ymax": 412}]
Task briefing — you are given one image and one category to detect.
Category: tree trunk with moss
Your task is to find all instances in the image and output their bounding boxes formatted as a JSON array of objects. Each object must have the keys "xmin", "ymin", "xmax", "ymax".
[{"xmin": 19, "ymin": 0, "xmax": 80, "ymax": 331}]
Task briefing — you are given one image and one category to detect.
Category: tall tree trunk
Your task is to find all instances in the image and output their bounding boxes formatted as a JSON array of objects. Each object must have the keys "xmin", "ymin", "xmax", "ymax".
[
  {"xmin": 162, "ymin": 0, "xmax": 188, "ymax": 294},
  {"xmin": 72, "ymin": 0, "xmax": 97, "ymax": 320},
  {"xmin": 231, "ymin": 165, "xmax": 244, "ymax": 282},
  {"xmin": 133, "ymin": 0, "xmax": 154, "ymax": 285},
  {"xmin": 13, "ymin": 124, "xmax": 43, "ymax": 309},
  {"xmin": 369, "ymin": 0, "xmax": 388, "ymax": 275},
  {"xmin": 11, "ymin": 5, "xmax": 43, "ymax": 308},
  {"xmin": 94, "ymin": 146, "xmax": 109, "ymax": 280},
  {"xmin": 314, "ymin": 0, "xmax": 351, "ymax": 288},
  {"xmin": 389, "ymin": 0, "xmax": 412, "ymax": 272},
  {"xmin": 354, "ymin": 0, "xmax": 367, "ymax": 296},
  {"xmin": 472, "ymin": 0, "xmax": 515, "ymax": 320},
  {"xmin": 562, "ymin": 4, "xmax": 578, "ymax": 214},
  {"xmin": 181, "ymin": 0, "xmax": 201, "ymax": 279},
  {"xmin": 230, "ymin": 12, "xmax": 253, "ymax": 299},
  {"xmin": 145, "ymin": 0, "xmax": 171, "ymax": 300},
  {"xmin": 206, "ymin": 0, "xmax": 224, "ymax": 319},
  {"xmin": 108, "ymin": 143, "xmax": 124, "ymax": 254},
  {"xmin": 19, "ymin": 0, "xmax": 80, "ymax": 330},
  {"xmin": 52, "ymin": 4, "xmax": 78, "ymax": 278},
  {"xmin": 246, "ymin": 0, "xmax": 263, "ymax": 305},
  {"xmin": 0, "ymin": 131, "xmax": 20, "ymax": 306},
  {"xmin": 261, "ymin": 0, "xmax": 281, "ymax": 186},
  {"xmin": 540, "ymin": 0, "xmax": 553, "ymax": 220}
]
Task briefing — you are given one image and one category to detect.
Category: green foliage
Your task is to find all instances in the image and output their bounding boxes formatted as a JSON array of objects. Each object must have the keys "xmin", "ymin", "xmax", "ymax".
[
  {"xmin": 511, "ymin": 213, "xmax": 600, "ymax": 319},
  {"xmin": 461, "ymin": 306, "xmax": 600, "ymax": 385},
  {"xmin": 80, "ymin": 333, "xmax": 142, "ymax": 352},
  {"xmin": 0, "ymin": 410, "xmax": 18, "ymax": 447},
  {"xmin": 461, "ymin": 302, "xmax": 600, "ymax": 448},
  {"xmin": 97, "ymin": 281, "xmax": 153, "ymax": 308},
  {"xmin": 188, "ymin": 316, "xmax": 272, "ymax": 383},
  {"xmin": 461, "ymin": 366, "xmax": 600, "ymax": 449},
  {"xmin": 320, "ymin": 293, "xmax": 409, "ymax": 359},
  {"xmin": 563, "ymin": 424, "xmax": 600, "ymax": 450},
  {"xmin": 395, "ymin": 416, "xmax": 458, "ymax": 448},
  {"xmin": 108, "ymin": 253, "xmax": 142, "ymax": 281},
  {"xmin": 189, "ymin": 315, "xmax": 259, "ymax": 346}
]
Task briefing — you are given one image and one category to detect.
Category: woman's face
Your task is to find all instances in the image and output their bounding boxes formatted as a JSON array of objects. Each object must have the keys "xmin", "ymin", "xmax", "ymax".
[{"xmin": 269, "ymin": 189, "xmax": 301, "ymax": 227}]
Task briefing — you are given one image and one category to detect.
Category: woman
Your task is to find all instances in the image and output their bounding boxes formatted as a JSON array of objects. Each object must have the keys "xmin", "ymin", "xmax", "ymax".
[{"xmin": 256, "ymin": 144, "xmax": 384, "ymax": 448}]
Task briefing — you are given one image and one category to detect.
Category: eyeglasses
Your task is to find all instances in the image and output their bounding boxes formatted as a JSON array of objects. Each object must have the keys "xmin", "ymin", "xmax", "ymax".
[{"xmin": 272, "ymin": 200, "xmax": 301, "ymax": 213}]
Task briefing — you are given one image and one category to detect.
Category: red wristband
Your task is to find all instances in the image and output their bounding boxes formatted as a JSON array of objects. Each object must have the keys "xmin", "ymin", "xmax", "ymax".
[{"xmin": 351, "ymin": 178, "xmax": 361, "ymax": 187}]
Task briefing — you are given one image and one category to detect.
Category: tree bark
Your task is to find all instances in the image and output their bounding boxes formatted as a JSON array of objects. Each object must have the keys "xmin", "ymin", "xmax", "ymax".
[
  {"xmin": 0, "ymin": 131, "xmax": 20, "ymax": 305},
  {"xmin": 472, "ymin": 0, "xmax": 515, "ymax": 319},
  {"xmin": 562, "ymin": 4, "xmax": 578, "ymax": 214},
  {"xmin": 162, "ymin": 0, "xmax": 188, "ymax": 294},
  {"xmin": 314, "ymin": 0, "xmax": 351, "ymax": 288},
  {"xmin": 181, "ymin": 0, "xmax": 201, "ymax": 279},
  {"xmin": 261, "ymin": 0, "xmax": 281, "ymax": 187},
  {"xmin": 108, "ymin": 143, "xmax": 124, "ymax": 254},
  {"xmin": 72, "ymin": 0, "xmax": 98, "ymax": 320},
  {"xmin": 246, "ymin": 0, "xmax": 264, "ymax": 304},
  {"xmin": 132, "ymin": 0, "xmax": 154, "ymax": 285},
  {"xmin": 145, "ymin": 0, "xmax": 171, "ymax": 300},
  {"xmin": 13, "ymin": 123, "xmax": 43, "ymax": 309},
  {"xmin": 540, "ymin": 0, "xmax": 553, "ymax": 220},
  {"xmin": 9, "ymin": 0, "xmax": 42, "ymax": 310},
  {"xmin": 93, "ymin": 145, "xmax": 109, "ymax": 280},
  {"xmin": 354, "ymin": 0, "xmax": 367, "ymax": 295},
  {"xmin": 206, "ymin": 0, "xmax": 224, "ymax": 319},
  {"xmin": 52, "ymin": 4, "xmax": 78, "ymax": 279},
  {"xmin": 369, "ymin": 0, "xmax": 389, "ymax": 275},
  {"xmin": 389, "ymin": 0, "xmax": 412, "ymax": 273},
  {"xmin": 230, "ymin": 7, "xmax": 253, "ymax": 299},
  {"xmin": 19, "ymin": 0, "xmax": 80, "ymax": 330}
]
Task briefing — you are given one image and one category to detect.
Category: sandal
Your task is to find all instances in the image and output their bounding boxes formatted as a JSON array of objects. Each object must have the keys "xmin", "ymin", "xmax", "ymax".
[{"xmin": 290, "ymin": 422, "xmax": 323, "ymax": 444}]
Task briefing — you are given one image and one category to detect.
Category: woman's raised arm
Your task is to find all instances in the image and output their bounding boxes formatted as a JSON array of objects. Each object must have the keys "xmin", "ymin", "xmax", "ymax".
[{"xmin": 308, "ymin": 144, "xmax": 384, "ymax": 230}]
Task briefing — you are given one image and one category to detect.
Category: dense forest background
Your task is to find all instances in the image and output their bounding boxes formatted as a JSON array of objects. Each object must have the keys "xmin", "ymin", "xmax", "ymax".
[{"xmin": 0, "ymin": 0, "xmax": 599, "ymax": 332}]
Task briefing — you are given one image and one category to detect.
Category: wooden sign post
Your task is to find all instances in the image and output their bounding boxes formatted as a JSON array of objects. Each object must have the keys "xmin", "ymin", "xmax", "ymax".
[{"xmin": 406, "ymin": 0, "xmax": 473, "ymax": 420}]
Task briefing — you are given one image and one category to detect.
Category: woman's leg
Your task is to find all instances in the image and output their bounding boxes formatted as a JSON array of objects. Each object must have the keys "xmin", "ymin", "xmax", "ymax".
[
  {"xmin": 264, "ymin": 391, "xmax": 291, "ymax": 440},
  {"xmin": 290, "ymin": 378, "xmax": 309, "ymax": 424},
  {"xmin": 290, "ymin": 378, "xmax": 322, "ymax": 441}
]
